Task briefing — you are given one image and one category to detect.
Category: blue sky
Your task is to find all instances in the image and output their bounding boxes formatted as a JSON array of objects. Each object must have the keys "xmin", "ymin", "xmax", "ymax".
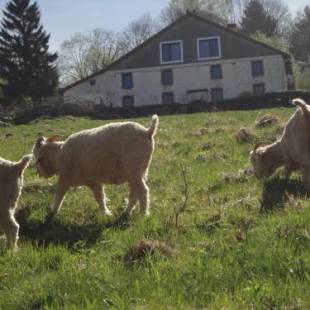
[{"xmin": 0, "ymin": 0, "xmax": 309, "ymax": 52}]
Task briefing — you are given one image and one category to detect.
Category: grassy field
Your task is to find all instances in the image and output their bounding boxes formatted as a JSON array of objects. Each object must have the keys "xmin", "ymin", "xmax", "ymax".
[{"xmin": 0, "ymin": 108, "xmax": 310, "ymax": 309}]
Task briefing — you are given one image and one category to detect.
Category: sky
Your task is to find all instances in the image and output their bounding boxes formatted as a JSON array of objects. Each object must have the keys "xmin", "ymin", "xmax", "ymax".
[{"xmin": 0, "ymin": 0, "xmax": 309, "ymax": 52}]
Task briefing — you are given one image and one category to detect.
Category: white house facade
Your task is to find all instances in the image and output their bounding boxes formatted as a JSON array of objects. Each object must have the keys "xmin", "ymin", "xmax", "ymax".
[{"xmin": 62, "ymin": 12, "xmax": 293, "ymax": 107}]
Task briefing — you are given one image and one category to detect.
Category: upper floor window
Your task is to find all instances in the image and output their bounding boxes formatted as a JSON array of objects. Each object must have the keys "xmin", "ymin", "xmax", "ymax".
[
  {"xmin": 252, "ymin": 61, "xmax": 264, "ymax": 77},
  {"xmin": 161, "ymin": 69, "xmax": 173, "ymax": 86},
  {"xmin": 122, "ymin": 72, "xmax": 133, "ymax": 89},
  {"xmin": 197, "ymin": 37, "xmax": 221, "ymax": 60},
  {"xmin": 160, "ymin": 41, "xmax": 183, "ymax": 64},
  {"xmin": 210, "ymin": 65, "xmax": 222, "ymax": 80}
]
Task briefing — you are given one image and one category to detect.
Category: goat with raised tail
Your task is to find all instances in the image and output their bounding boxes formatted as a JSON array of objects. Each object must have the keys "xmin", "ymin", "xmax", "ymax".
[
  {"xmin": 250, "ymin": 98, "xmax": 310, "ymax": 185},
  {"xmin": 0, "ymin": 155, "xmax": 32, "ymax": 250},
  {"xmin": 32, "ymin": 115, "xmax": 159, "ymax": 218}
]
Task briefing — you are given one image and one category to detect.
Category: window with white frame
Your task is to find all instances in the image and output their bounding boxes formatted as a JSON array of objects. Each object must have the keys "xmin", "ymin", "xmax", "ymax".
[
  {"xmin": 197, "ymin": 37, "xmax": 221, "ymax": 60},
  {"xmin": 160, "ymin": 41, "xmax": 183, "ymax": 64}
]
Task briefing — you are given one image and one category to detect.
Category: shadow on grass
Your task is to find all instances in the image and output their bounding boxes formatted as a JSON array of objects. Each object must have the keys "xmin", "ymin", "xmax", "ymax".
[
  {"xmin": 260, "ymin": 177, "xmax": 309, "ymax": 212},
  {"xmin": 16, "ymin": 207, "xmax": 131, "ymax": 250}
]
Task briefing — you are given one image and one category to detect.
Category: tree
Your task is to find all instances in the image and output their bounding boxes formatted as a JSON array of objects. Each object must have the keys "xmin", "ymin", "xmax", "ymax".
[
  {"xmin": 58, "ymin": 29, "xmax": 121, "ymax": 85},
  {"xmin": 290, "ymin": 6, "xmax": 310, "ymax": 65},
  {"xmin": 160, "ymin": 0, "xmax": 234, "ymax": 26},
  {"xmin": 239, "ymin": 0, "xmax": 291, "ymax": 38},
  {"xmin": 0, "ymin": 0, "xmax": 58, "ymax": 103},
  {"xmin": 240, "ymin": 0, "xmax": 277, "ymax": 37},
  {"xmin": 118, "ymin": 14, "xmax": 158, "ymax": 54}
]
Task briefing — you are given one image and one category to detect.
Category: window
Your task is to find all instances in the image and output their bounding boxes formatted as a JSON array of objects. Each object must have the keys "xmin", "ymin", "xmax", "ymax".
[
  {"xmin": 160, "ymin": 41, "xmax": 183, "ymax": 64},
  {"xmin": 162, "ymin": 92, "xmax": 174, "ymax": 105},
  {"xmin": 211, "ymin": 88, "xmax": 224, "ymax": 102},
  {"xmin": 161, "ymin": 69, "xmax": 173, "ymax": 85},
  {"xmin": 89, "ymin": 79, "xmax": 96, "ymax": 86},
  {"xmin": 251, "ymin": 61, "xmax": 264, "ymax": 77},
  {"xmin": 122, "ymin": 72, "xmax": 133, "ymax": 89},
  {"xmin": 253, "ymin": 83, "xmax": 265, "ymax": 95},
  {"xmin": 210, "ymin": 65, "xmax": 222, "ymax": 80},
  {"xmin": 197, "ymin": 37, "xmax": 221, "ymax": 60},
  {"xmin": 122, "ymin": 96, "xmax": 134, "ymax": 107}
]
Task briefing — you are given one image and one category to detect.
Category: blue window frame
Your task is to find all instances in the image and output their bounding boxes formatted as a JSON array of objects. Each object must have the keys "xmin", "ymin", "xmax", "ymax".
[
  {"xmin": 252, "ymin": 61, "xmax": 264, "ymax": 77},
  {"xmin": 198, "ymin": 37, "xmax": 221, "ymax": 60},
  {"xmin": 160, "ymin": 41, "xmax": 183, "ymax": 64},
  {"xmin": 122, "ymin": 95, "xmax": 134, "ymax": 107},
  {"xmin": 210, "ymin": 65, "xmax": 222, "ymax": 80},
  {"xmin": 211, "ymin": 88, "xmax": 224, "ymax": 102},
  {"xmin": 161, "ymin": 69, "xmax": 173, "ymax": 85},
  {"xmin": 162, "ymin": 92, "xmax": 174, "ymax": 105},
  {"xmin": 122, "ymin": 72, "xmax": 133, "ymax": 89}
]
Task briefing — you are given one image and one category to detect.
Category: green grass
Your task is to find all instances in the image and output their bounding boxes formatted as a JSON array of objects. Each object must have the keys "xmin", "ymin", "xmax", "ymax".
[{"xmin": 1, "ymin": 109, "xmax": 310, "ymax": 309}]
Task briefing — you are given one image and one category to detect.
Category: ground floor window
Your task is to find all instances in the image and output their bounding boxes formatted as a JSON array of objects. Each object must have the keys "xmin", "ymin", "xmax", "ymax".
[
  {"xmin": 253, "ymin": 83, "xmax": 265, "ymax": 95},
  {"xmin": 162, "ymin": 92, "xmax": 174, "ymax": 105},
  {"xmin": 211, "ymin": 88, "xmax": 224, "ymax": 102},
  {"xmin": 122, "ymin": 95, "xmax": 134, "ymax": 107},
  {"xmin": 162, "ymin": 69, "xmax": 173, "ymax": 85}
]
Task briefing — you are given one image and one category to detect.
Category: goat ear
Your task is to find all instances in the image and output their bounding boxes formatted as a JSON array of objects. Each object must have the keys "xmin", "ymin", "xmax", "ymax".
[
  {"xmin": 46, "ymin": 135, "xmax": 63, "ymax": 143},
  {"xmin": 35, "ymin": 136, "xmax": 45, "ymax": 148}
]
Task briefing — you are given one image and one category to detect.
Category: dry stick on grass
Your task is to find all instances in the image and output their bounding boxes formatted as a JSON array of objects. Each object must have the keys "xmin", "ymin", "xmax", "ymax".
[{"xmin": 174, "ymin": 166, "xmax": 189, "ymax": 228}]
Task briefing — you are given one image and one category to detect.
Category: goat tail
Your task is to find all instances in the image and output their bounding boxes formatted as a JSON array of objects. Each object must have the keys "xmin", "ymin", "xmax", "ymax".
[
  {"xmin": 16, "ymin": 154, "xmax": 32, "ymax": 175},
  {"xmin": 147, "ymin": 115, "xmax": 159, "ymax": 138},
  {"xmin": 292, "ymin": 98, "xmax": 310, "ymax": 119}
]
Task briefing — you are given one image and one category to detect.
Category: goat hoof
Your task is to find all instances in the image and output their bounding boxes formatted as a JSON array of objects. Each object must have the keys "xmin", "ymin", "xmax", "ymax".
[{"xmin": 103, "ymin": 209, "xmax": 113, "ymax": 217}]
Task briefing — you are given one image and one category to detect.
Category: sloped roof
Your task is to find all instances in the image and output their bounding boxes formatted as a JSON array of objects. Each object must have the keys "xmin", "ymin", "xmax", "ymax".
[{"xmin": 62, "ymin": 11, "xmax": 289, "ymax": 93}]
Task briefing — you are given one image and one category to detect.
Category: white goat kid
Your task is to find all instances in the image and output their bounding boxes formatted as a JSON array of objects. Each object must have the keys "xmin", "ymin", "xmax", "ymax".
[
  {"xmin": 32, "ymin": 115, "xmax": 159, "ymax": 217},
  {"xmin": 0, "ymin": 155, "xmax": 31, "ymax": 250},
  {"xmin": 250, "ymin": 98, "xmax": 310, "ymax": 185}
]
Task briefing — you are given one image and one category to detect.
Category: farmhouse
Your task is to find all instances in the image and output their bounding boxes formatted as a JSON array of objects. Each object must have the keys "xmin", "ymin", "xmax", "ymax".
[{"xmin": 62, "ymin": 11, "xmax": 294, "ymax": 107}]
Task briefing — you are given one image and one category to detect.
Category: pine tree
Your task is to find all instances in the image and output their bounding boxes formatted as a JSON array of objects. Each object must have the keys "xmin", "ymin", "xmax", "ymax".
[
  {"xmin": 240, "ymin": 0, "xmax": 277, "ymax": 37},
  {"xmin": 0, "ymin": 0, "xmax": 58, "ymax": 103},
  {"xmin": 290, "ymin": 6, "xmax": 310, "ymax": 65}
]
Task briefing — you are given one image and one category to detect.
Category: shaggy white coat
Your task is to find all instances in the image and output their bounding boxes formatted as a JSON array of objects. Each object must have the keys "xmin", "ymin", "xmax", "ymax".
[
  {"xmin": 250, "ymin": 98, "xmax": 310, "ymax": 185},
  {"xmin": 32, "ymin": 115, "xmax": 159, "ymax": 217},
  {"xmin": 0, "ymin": 155, "xmax": 31, "ymax": 249}
]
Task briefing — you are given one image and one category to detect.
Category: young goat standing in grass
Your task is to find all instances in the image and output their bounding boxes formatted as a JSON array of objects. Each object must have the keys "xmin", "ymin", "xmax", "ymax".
[
  {"xmin": 250, "ymin": 98, "xmax": 310, "ymax": 185},
  {"xmin": 32, "ymin": 115, "xmax": 159, "ymax": 218},
  {"xmin": 0, "ymin": 155, "xmax": 31, "ymax": 250}
]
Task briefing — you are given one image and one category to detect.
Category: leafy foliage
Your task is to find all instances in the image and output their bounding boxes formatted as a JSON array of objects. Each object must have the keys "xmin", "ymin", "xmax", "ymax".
[
  {"xmin": 0, "ymin": 0, "xmax": 58, "ymax": 103},
  {"xmin": 290, "ymin": 6, "xmax": 310, "ymax": 65},
  {"xmin": 240, "ymin": 0, "xmax": 278, "ymax": 37},
  {"xmin": 58, "ymin": 29, "xmax": 121, "ymax": 86},
  {"xmin": 160, "ymin": 0, "xmax": 234, "ymax": 25}
]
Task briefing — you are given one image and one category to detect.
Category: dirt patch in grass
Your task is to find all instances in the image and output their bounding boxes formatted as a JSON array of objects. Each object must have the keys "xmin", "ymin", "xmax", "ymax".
[
  {"xmin": 124, "ymin": 240, "xmax": 174, "ymax": 265},
  {"xmin": 236, "ymin": 127, "xmax": 255, "ymax": 143},
  {"xmin": 255, "ymin": 114, "xmax": 279, "ymax": 128},
  {"xmin": 223, "ymin": 169, "xmax": 253, "ymax": 184}
]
